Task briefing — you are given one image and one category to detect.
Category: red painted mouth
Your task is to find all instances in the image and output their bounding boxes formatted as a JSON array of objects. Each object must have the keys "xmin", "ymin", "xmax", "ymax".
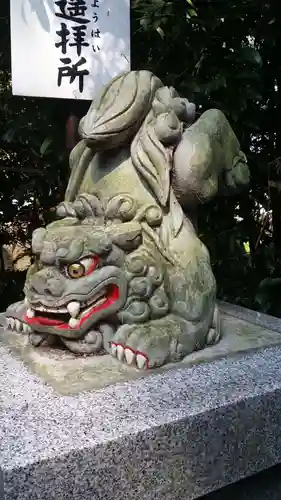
[{"xmin": 24, "ymin": 284, "xmax": 120, "ymax": 330}]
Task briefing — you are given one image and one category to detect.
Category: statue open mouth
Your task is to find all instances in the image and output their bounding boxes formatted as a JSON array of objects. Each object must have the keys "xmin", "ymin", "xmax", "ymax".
[{"xmin": 24, "ymin": 284, "xmax": 120, "ymax": 331}]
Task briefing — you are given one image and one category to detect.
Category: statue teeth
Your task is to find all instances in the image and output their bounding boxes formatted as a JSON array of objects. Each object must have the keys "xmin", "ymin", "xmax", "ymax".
[
  {"xmin": 7, "ymin": 317, "xmax": 15, "ymax": 330},
  {"xmin": 67, "ymin": 302, "xmax": 80, "ymax": 318},
  {"xmin": 68, "ymin": 317, "xmax": 79, "ymax": 328},
  {"xmin": 26, "ymin": 308, "xmax": 35, "ymax": 319},
  {"xmin": 34, "ymin": 305, "xmax": 67, "ymax": 313},
  {"xmin": 15, "ymin": 319, "xmax": 22, "ymax": 332},
  {"xmin": 94, "ymin": 296, "xmax": 106, "ymax": 307},
  {"xmin": 23, "ymin": 323, "xmax": 31, "ymax": 333}
]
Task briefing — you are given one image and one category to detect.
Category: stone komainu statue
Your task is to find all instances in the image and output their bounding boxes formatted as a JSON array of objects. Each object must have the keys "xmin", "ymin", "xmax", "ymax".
[{"xmin": 5, "ymin": 71, "xmax": 249, "ymax": 369}]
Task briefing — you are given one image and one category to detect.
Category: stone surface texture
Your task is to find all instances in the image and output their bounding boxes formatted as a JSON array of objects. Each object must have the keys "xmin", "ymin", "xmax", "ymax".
[
  {"xmin": 1, "ymin": 312, "xmax": 281, "ymax": 394},
  {"xmin": 4, "ymin": 70, "xmax": 249, "ymax": 369},
  {"xmin": 2, "ymin": 335, "xmax": 281, "ymax": 499},
  {"xmin": 219, "ymin": 300, "xmax": 281, "ymax": 333}
]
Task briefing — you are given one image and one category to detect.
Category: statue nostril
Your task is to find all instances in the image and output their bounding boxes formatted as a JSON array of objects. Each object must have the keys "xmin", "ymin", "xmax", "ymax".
[
  {"xmin": 46, "ymin": 278, "xmax": 65, "ymax": 297},
  {"xmin": 29, "ymin": 274, "xmax": 64, "ymax": 297}
]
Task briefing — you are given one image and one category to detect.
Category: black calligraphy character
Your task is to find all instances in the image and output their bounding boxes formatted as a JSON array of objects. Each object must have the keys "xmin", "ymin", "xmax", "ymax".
[
  {"xmin": 91, "ymin": 1, "xmax": 99, "ymax": 7},
  {"xmin": 55, "ymin": 0, "xmax": 90, "ymax": 24},
  {"xmin": 92, "ymin": 45, "xmax": 100, "ymax": 52},
  {"xmin": 69, "ymin": 25, "xmax": 89, "ymax": 56},
  {"xmin": 57, "ymin": 57, "xmax": 89, "ymax": 92},
  {"xmin": 92, "ymin": 12, "xmax": 98, "ymax": 23},
  {"xmin": 55, "ymin": 23, "xmax": 70, "ymax": 54},
  {"xmin": 91, "ymin": 28, "xmax": 100, "ymax": 38},
  {"xmin": 68, "ymin": 0, "xmax": 88, "ymax": 18}
]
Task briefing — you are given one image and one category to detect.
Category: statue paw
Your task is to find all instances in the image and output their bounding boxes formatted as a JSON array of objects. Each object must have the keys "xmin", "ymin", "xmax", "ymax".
[
  {"xmin": 29, "ymin": 332, "xmax": 57, "ymax": 347},
  {"xmin": 61, "ymin": 329, "xmax": 103, "ymax": 355},
  {"xmin": 110, "ymin": 318, "xmax": 187, "ymax": 370}
]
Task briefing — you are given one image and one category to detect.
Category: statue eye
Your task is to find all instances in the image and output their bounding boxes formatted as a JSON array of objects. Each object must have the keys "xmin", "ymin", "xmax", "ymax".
[
  {"xmin": 65, "ymin": 257, "xmax": 99, "ymax": 279},
  {"xmin": 66, "ymin": 262, "xmax": 85, "ymax": 279}
]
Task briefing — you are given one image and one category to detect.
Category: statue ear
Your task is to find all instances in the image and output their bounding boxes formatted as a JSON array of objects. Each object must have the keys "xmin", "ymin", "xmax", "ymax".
[{"xmin": 106, "ymin": 222, "xmax": 142, "ymax": 250}]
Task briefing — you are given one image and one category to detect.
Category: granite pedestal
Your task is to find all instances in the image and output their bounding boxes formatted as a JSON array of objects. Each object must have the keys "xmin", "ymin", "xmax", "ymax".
[{"xmin": 1, "ymin": 304, "xmax": 281, "ymax": 499}]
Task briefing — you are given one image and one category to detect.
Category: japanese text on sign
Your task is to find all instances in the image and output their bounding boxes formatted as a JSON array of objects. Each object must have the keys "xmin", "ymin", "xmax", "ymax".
[
  {"xmin": 10, "ymin": 0, "xmax": 130, "ymax": 100},
  {"xmin": 55, "ymin": 1, "xmax": 101, "ymax": 93}
]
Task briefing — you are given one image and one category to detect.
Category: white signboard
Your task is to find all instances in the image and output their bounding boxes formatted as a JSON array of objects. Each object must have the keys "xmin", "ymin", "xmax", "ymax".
[{"xmin": 10, "ymin": 0, "xmax": 131, "ymax": 100}]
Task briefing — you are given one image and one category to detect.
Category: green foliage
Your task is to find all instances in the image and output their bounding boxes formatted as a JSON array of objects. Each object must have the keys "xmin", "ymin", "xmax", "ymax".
[
  {"xmin": 1, "ymin": 0, "xmax": 281, "ymax": 314},
  {"xmin": 255, "ymin": 277, "xmax": 281, "ymax": 316},
  {"xmin": 131, "ymin": 0, "xmax": 281, "ymax": 313}
]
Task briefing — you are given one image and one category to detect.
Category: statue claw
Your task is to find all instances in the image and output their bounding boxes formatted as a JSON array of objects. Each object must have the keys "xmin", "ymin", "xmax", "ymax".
[
  {"xmin": 136, "ymin": 353, "xmax": 148, "ymax": 370},
  {"xmin": 116, "ymin": 344, "xmax": 125, "ymax": 362},
  {"xmin": 124, "ymin": 347, "xmax": 135, "ymax": 365},
  {"xmin": 111, "ymin": 341, "xmax": 148, "ymax": 369}
]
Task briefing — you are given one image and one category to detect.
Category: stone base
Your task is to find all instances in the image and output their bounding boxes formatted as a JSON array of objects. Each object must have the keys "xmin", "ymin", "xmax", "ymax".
[
  {"xmin": 1, "ymin": 310, "xmax": 281, "ymax": 394},
  {"xmin": 1, "ymin": 304, "xmax": 281, "ymax": 499}
]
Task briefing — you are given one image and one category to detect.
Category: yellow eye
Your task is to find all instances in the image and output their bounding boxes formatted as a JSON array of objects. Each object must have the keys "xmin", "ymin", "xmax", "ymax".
[
  {"xmin": 65, "ymin": 257, "xmax": 99, "ymax": 279},
  {"xmin": 66, "ymin": 262, "xmax": 85, "ymax": 279}
]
